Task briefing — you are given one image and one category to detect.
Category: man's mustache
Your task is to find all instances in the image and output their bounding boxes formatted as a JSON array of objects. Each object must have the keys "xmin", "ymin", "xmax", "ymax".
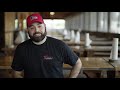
[{"xmin": 33, "ymin": 32, "xmax": 42, "ymax": 35}]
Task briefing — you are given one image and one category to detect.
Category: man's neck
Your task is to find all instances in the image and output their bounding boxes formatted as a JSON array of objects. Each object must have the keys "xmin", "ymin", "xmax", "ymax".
[{"xmin": 32, "ymin": 36, "xmax": 47, "ymax": 45}]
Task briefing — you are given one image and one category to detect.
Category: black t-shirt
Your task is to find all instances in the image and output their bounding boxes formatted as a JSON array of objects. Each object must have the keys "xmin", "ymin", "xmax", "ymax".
[{"xmin": 11, "ymin": 36, "xmax": 79, "ymax": 78}]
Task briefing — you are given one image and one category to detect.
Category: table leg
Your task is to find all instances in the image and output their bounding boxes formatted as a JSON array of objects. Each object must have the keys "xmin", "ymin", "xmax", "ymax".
[{"xmin": 100, "ymin": 70, "xmax": 107, "ymax": 78}]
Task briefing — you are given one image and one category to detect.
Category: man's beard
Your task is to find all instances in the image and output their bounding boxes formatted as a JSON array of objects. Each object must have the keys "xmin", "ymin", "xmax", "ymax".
[{"xmin": 29, "ymin": 31, "xmax": 47, "ymax": 42}]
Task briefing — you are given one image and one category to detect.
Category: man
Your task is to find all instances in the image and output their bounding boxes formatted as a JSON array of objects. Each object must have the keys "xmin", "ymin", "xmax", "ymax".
[{"xmin": 11, "ymin": 13, "xmax": 82, "ymax": 78}]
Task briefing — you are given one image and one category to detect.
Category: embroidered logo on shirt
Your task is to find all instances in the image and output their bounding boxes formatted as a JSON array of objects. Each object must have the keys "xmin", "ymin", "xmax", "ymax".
[{"xmin": 43, "ymin": 55, "xmax": 53, "ymax": 60}]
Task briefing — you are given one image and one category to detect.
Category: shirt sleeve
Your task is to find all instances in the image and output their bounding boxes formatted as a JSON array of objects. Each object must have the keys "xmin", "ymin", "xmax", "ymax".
[
  {"xmin": 11, "ymin": 44, "xmax": 24, "ymax": 71},
  {"xmin": 63, "ymin": 43, "xmax": 79, "ymax": 66}
]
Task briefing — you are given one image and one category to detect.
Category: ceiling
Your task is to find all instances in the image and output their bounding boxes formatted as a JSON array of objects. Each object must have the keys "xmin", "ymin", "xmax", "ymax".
[{"xmin": 39, "ymin": 12, "xmax": 76, "ymax": 19}]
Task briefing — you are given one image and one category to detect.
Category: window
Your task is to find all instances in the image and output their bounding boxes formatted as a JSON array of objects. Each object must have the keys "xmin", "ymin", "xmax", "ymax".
[
  {"xmin": 15, "ymin": 19, "xmax": 18, "ymax": 30},
  {"xmin": 44, "ymin": 19, "xmax": 65, "ymax": 29}
]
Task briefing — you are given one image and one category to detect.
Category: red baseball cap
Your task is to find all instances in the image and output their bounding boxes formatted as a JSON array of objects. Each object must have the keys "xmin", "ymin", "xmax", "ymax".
[{"xmin": 27, "ymin": 13, "xmax": 44, "ymax": 27}]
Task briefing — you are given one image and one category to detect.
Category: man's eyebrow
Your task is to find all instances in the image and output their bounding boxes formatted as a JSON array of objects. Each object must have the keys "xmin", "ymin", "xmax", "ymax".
[{"xmin": 37, "ymin": 23, "xmax": 43, "ymax": 25}]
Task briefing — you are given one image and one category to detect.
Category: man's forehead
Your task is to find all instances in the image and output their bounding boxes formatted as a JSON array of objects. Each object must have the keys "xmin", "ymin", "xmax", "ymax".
[{"xmin": 30, "ymin": 22, "xmax": 43, "ymax": 26}]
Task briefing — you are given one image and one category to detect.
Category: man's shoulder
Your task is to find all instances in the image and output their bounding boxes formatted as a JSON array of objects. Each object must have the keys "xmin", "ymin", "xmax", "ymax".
[
  {"xmin": 47, "ymin": 36, "xmax": 67, "ymax": 48},
  {"xmin": 47, "ymin": 36, "xmax": 65, "ymax": 44},
  {"xmin": 17, "ymin": 39, "xmax": 31, "ymax": 47}
]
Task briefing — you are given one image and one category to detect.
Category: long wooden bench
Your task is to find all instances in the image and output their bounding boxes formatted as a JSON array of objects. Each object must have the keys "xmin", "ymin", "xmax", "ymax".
[
  {"xmin": 82, "ymin": 46, "xmax": 120, "ymax": 57},
  {"xmin": 64, "ymin": 38, "xmax": 120, "ymax": 57},
  {"xmin": 65, "ymin": 40, "xmax": 120, "ymax": 46}
]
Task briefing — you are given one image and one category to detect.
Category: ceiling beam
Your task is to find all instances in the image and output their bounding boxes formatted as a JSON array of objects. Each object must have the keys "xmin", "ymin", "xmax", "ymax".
[{"xmin": 39, "ymin": 12, "xmax": 76, "ymax": 19}]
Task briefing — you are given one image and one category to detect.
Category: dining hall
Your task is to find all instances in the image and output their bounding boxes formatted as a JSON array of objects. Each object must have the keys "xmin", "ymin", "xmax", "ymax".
[{"xmin": 0, "ymin": 12, "xmax": 120, "ymax": 78}]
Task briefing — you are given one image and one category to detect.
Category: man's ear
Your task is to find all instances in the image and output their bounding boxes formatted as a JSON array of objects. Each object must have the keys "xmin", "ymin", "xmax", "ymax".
[{"xmin": 44, "ymin": 23, "xmax": 46, "ymax": 27}]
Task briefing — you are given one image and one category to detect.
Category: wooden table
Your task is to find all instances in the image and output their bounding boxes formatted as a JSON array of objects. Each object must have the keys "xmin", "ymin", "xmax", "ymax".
[
  {"xmin": 0, "ymin": 57, "xmax": 112, "ymax": 71},
  {"xmin": 1, "ymin": 47, "xmax": 16, "ymax": 56},
  {"xmin": 103, "ymin": 57, "xmax": 120, "ymax": 78},
  {"xmin": 64, "ymin": 57, "xmax": 114, "ymax": 78},
  {"xmin": 0, "ymin": 56, "xmax": 13, "ymax": 69},
  {"xmin": 0, "ymin": 56, "xmax": 13, "ymax": 78},
  {"xmin": 0, "ymin": 56, "xmax": 114, "ymax": 78}
]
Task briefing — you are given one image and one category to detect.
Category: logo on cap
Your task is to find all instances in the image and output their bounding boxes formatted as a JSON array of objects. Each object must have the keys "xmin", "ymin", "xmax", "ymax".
[{"xmin": 30, "ymin": 16, "xmax": 38, "ymax": 21}]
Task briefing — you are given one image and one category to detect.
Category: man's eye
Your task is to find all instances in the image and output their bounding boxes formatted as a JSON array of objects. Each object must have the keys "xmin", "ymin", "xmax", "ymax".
[
  {"xmin": 30, "ymin": 27, "xmax": 34, "ymax": 29},
  {"xmin": 38, "ymin": 26, "xmax": 41, "ymax": 28}
]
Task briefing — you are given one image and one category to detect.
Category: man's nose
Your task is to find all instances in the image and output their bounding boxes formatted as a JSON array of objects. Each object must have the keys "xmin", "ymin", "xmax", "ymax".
[{"xmin": 35, "ymin": 27, "xmax": 39, "ymax": 32}]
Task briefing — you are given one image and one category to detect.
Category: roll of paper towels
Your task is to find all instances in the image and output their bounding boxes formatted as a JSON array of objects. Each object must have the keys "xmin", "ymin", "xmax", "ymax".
[{"xmin": 110, "ymin": 38, "xmax": 118, "ymax": 60}]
